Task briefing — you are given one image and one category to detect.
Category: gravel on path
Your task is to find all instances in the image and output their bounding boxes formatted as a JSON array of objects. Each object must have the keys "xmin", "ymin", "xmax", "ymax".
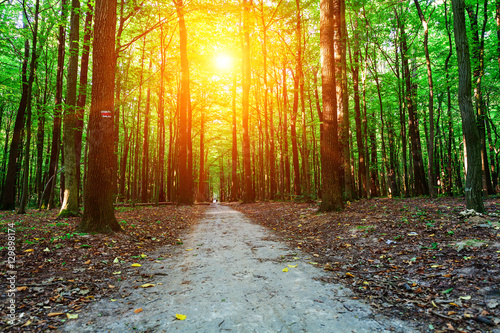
[{"xmin": 62, "ymin": 204, "xmax": 417, "ymax": 332}]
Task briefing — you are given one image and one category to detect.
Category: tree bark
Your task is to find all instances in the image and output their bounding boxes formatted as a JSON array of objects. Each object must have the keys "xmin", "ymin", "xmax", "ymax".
[
  {"xmin": 451, "ymin": 0, "xmax": 484, "ymax": 212},
  {"xmin": 78, "ymin": 0, "xmax": 121, "ymax": 232},
  {"xmin": 75, "ymin": 1, "xmax": 93, "ymax": 206},
  {"xmin": 319, "ymin": 0, "xmax": 343, "ymax": 211},
  {"xmin": 18, "ymin": 0, "xmax": 40, "ymax": 213},
  {"xmin": 1, "ymin": 39, "xmax": 29, "ymax": 210},
  {"xmin": 465, "ymin": 2, "xmax": 495, "ymax": 195},
  {"xmin": 401, "ymin": 22, "xmax": 428, "ymax": 196},
  {"xmin": 40, "ymin": 0, "xmax": 67, "ymax": 210},
  {"xmin": 414, "ymin": 0, "xmax": 437, "ymax": 197},
  {"xmin": 352, "ymin": 11, "xmax": 367, "ymax": 198},
  {"xmin": 230, "ymin": 70, "xmax": 239, "ymax": 201},
  {"xmin": 175, "ymin": 0, "xmax": 193, "ymax": 205},
  {"xmin": 242, "ymin": 0, "xmax": 254, "ymax": 203},
  {"xmin": 142, "ymin": 58, "xmax": 152, "ymax": 203},
  {"xmin": 59, "ymin": 0, "xmax": 81, "ymax": 217}
]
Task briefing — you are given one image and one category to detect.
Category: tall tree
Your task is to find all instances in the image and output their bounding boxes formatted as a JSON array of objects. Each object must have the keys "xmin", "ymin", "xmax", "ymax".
[
  {"xmin": 175, "ymin": 0, "xmax": 193, "ymax": 205},
  {"xmin": 351, "ymin": 9, "xmax": 367, "ymax": 198},
  {"xmin": 400, "ymin": 20, "xmax": 428, "ymax": 196},
  {"xmin": 78, "ymin": 0, "xmax": 121, "ymax": 232},
  {"xmin": 465, "ymin": 1, "xmax": 495, "ymax": 195},
  {"xmin": 414, "ymin": 0, "xmax": 437, "ymax": 197},
  {"xmin": 1, "ymin": 39, "xmax": 29, "ymax": 210},
  {"xmin": 75, "ymin": 2, "xmax": 93, "ymax": 205},
  {"xmin": 319, "ymin": 0, "xmax": 343, "ymax": 211},
  {"xmin": 19, "ymin": 0, "xmax": 41, "ymax": 214},
  {"xmin": 40, "ymin": 0, "xmax": 67, "ymax": 210},
  {"xmin": 451, "ymin": 0, "xmax": 484, "ymax": 213},
  {"xmin": 59, "ymin": 0, "xmax": 81, "ymax": 217},
  {"xmin": 242, "ymin": 0, "xmax": 255, "ymax": 203},
  {"xmin": 230, "ymin": 69, "xmax": 239, "ymax": 201}
]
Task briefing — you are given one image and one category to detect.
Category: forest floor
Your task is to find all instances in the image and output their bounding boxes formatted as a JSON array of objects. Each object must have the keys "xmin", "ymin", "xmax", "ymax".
[
  {"xmin": 0, "ymin": 196, "xmax": 498, "ymax": 332},
  {"xmin": 231, "ymin": 196, "xmax": 500, "ymax": 333},
  {"xmin": 0, "ymin": 204, "xmax": 208, "ymax": 332}
]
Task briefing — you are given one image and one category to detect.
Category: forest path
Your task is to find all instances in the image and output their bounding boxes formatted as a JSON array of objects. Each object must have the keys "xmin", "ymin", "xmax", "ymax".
[{"xmin": 63, "ymin": 204, "xmax": 415, "ymax": 332}]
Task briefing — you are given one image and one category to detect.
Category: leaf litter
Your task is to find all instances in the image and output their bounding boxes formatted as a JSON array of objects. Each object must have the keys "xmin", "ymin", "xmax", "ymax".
[
  {"xmin": 0, "ymin": 204, "xmax": 207, "ymax": 332},
  {"xmin": 232, "ymin": 197, "xmax": 500, "ymax": 332}
]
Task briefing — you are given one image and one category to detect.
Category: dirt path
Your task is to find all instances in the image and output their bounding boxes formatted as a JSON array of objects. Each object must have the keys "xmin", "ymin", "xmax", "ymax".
[{"xmin": 63, "ymin": 204, "xmax": 416, "ymax": 332}]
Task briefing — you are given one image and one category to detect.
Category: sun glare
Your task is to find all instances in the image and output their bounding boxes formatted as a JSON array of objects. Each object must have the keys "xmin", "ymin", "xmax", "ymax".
[{"xmin": 215, "ymin": 54, "xmax": 232, "ymax": 70}]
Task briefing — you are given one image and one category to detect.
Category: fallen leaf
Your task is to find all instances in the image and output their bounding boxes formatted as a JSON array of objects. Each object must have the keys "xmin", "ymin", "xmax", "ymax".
[
  {"xmin": 48, "ymin": 312, "xmax": 65, "ymax": 317},
  {"xmin": 21, "ymin": 319, "xmax": 31, "ymax": 327},
  {"xmin": 140, "ymin": 283, "xmax": 155, "ymax": 288},
  {"xmin": 346, "ymin": 272, "xmax": 355, "ymax": 278},
  {"xmin": 134, "ymin": 308, "xmax": 143, "ymax": 314},
  {"xmin": 108, "ymin": 284, "xmax": 115, "ymax": 288},
  {"xmin": 131, "ymin": 263, "xmax": 142, "ymax": 267},
  {"xmin": 66, "ymin": 313, "xmax": 78, "ymax": 319},
  {"xmin": 24, "ymin": 249, "xmax": 34, "ymax": 253},
  {"xmin": 84, "ymin": 260, "xmax": 91, "ymax": 265},
  {"xmin": 324, "ymin": 263, "xmax": 334, "ymax": 271},
  {"xmin": 288, "ymin": 264, "xmax": 297, "ymax": 268},
  {"xmin": 282, "ymin": 267, "xmax": 288, "ymax": 272},
  {"xmin": 16, "ymin": 286, "xmax": 28, "ymax": 291},
  {"xmin": 175, "ymin": 313, "xmax": 187, "ymax": 320},
  {"xmin": 186, "ymin": 248, "xmax": 194, "ymax": 251}
]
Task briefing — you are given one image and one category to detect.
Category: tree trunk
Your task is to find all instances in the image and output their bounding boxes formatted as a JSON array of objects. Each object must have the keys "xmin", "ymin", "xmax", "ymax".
[
  {"xmin": 157, "ymin": 24, "xmax": 167, "ymax": 203},
  {"xmin": 133, "ymin": 36, "xmax": 146, "ymax": 202},
  {"xmin": 444, "ymin": 0, "xmax": 454, "ymax": 195},
  {"xmin": 142, "ymin": 57, "xmax": 152, "ymax": 203},
  {"xmin": 414, "ymin": 0, "xmax": 437, "ymax": 197},
  {"xmin": 394, "ymin": 8, "xmax": 408, "ymax": 196},
  {"xmin": 401, "ymin": 23, "xmax": 428, "ymax": 196},
  {"xmin": 451, "ymin": 0, "xmax": 484, "ymax": 212},
  {"xmin": 465, "ymin": 2, "xmax": 495, "ymax": 195},
  {"xmin": 18, "ymin": 0, "xmax": 40, "ymax": 213},
  {"xmin": 198, "ymin": 105, "xmax": 205, "ymax": 202},
  {"xmin": 175, "ymin": 0, "xmax": 193, "ymax": 205},
  {"xmin": 75, "ymin": 1, "xmax": 93, "ymax": 206},
  {"xmin": 1, "ymin": 39, "xmax": 29, "ymax": 210},
  {"xmin": 78, "ymin": 0, "xmax": 121, "ymax": 233},
  {"xmin": 339, "ymin": 0, "xmax": 352, "ymax": 200},
  {"xmin": 40, "ymin": 0, "xmax": 67, "ymax": 210},
  {"xmin": 319, "ymin": 0, "xmax": 343, "ymax": 211},
  {"xmin": 230, "ymin": 70, "xmax": 239, "ymax": 201},
  {"xmin": 242, "ymin": 0, "xmax": 254, "ymax": 203},
  {"xmin": 352, "ymin": 12, "xmax": 367, "ymax": 198},
  {"xmin": 282, "ymin": 64, "xmax": 290, "ymax": 198},
  {"xmin": 59, "ymin": 0, "xmax": 81, "ymax": 217}
]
